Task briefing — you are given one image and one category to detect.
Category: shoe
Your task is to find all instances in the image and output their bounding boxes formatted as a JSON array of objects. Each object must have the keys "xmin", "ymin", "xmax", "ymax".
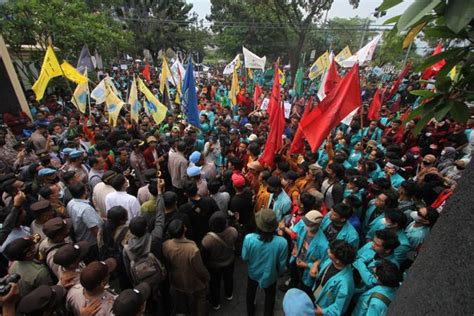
[
  {"xmin": 225, "ymin": 295, "xmax": 233, "ymax": 301},
  {"xmin": 212, "ymin": 304, "xmax": 221, "ymax": 311}
]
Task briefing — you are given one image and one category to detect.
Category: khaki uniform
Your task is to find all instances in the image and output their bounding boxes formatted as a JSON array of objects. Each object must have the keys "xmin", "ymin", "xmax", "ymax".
[
  {"xmin": 66, "ymin": 284, "xmax": 116, "ymax": 316},
  {"xmin": 38, "ymin": 238, "xmax": 70, "ymax": 278},
  {"xmin": 8, "ymin": 260, "xmax": 53, "ymax": 296}
]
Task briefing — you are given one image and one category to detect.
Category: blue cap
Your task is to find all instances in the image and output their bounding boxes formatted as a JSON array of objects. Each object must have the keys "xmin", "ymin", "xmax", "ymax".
[
  {"xmin": 282, "ymin": 289, "xmax": 314, "ymax": 316},
  {"xmin": 69, "ymin": 150, "xmax": 84, "ymax": 159},
  {"xmin": 186, "ymin": 166, "xmax": 202, "ymax": 177},
  {"xmin": 62, "ymin": 148, "xmax": 74, "ymax": 156},
  {"xmin": 189, "ymin": 151, "xmax": 201, "ymax": 164},
  {"xmin": 38, "ymin": 168, "xmax": 57, "ymax": 177}
]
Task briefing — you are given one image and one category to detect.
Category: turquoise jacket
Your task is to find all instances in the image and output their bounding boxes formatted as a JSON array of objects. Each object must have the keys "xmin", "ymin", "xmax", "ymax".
[
  {"xmin": 365, "ymin": 223, "xmax": 411, "ymax": 266},
  {"xmin": 267, "ymin": 191, "xmax": 292, "ymax": 222},
  {"xmin": 405, "ymin": 222, "xmax": 429, "ymax": 250},
  {"xmin": 352, "ymin": 242, "xmax": 398, "ymax": 293},
  {"xmin": 242, "ymin": 233, "xmax": 288, "ymax": 288},
  {"xmin": 389, "ymin": 173, "xmax": 405, "ymax": 190},
  {"xmin": 312, "ymin": 213, "xmax": 360, "ymax": 264},
  {"xmin": 314, "ymin": 258, "xmax": 355, "ymax": 316},
  {"xmin": 290, "ymin": 221, "xmax": 319, "ymax": 287},
  {"xmin": 352, "ymin": 285, "xmax": 397, "ymax": 316},
  {"xmin": 368, "ymin": 166, "xmax": 385, "ymax": 183},
  {"xmin": 362, "ymin": 200, "xmax": 378, "ymax": 235},
  {"xmin": 349, "ymin": 130, "xmax": 363, "ymax": 149},
  {"xmin": 344, "ymin": 150, "xmax": 363, "ymax": 169},
  {"xmin": 362, "ymin": 127, "xmax": 383, "ymax": 143}
]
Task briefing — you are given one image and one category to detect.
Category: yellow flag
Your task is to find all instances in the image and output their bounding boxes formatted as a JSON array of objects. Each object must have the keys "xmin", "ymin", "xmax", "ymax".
[
  {"xmin": 308, "ymin": 51, "xmax": 329, "ymax": 80},
  {"xmin": 32, "ymin": 45, "xmax": 63, "ymax": 100},
  {"xmin": 71, "ymin": 70, "xmax": 89, "ymax": 113},
  {"xmin": 60, "ymin": 61, "xmax": 87, "ymax": 84},
  {"xmin": 175, "ymin": 77, "xmax": 182, "ymax": 105},
  {"xmin": 229, "ymin": 67, "xmax": 239, "ymax": 106},
  {"xmin": 128, "ymin": 76, "xmax": 141, "ymax": 124},
  {"xmin": 105, "ymin": 84, "xmax": 125, "ymax": 127},
  {"xmin": 403, "ymin": 22, "xmax": 427, "ymax": 49},
  {"xmin": 138, "ymin": 78, "xmax": 167, "ymax": 125},
  {"xmin": 448, "ymin": 66, "xmax": 457, "ymax": 80},
  {"xmin": 160, "ymin": 58, "xmax": 173, "ymax": 95},
  {"xmin": 335, "ymin": 46, "xmax": 352, "ymax": 65},
  {"xmin": 248, "ymin": 68, "xmax": 254, "ymax": 81},
  {"xmin": 278, "ymin": 69, "xmax": 286, "ymax": 85}
]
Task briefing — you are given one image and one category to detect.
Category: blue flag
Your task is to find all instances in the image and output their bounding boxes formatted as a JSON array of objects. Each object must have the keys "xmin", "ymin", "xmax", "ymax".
[{"xmin": 181, "ymin": 55, "xmax": 200, "ymax": 129}]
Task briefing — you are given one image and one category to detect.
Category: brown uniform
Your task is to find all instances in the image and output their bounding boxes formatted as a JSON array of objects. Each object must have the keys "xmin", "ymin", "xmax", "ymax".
[{"xmin": 66, "ymin": 284, "xmax": 116, "ymax": 316}]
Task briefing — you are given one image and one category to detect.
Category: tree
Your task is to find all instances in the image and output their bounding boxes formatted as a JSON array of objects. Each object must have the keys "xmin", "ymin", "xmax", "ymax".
[
  {"xmin": 373, "ymin": 31, "xmax": 421, "ymax": 67},
  {"xmin": 381, "ymin": 0, "xmax": 474, "ymax": 134}
]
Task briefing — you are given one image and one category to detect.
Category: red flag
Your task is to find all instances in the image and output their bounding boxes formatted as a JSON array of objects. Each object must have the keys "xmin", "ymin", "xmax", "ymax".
[
  {"xmin": 289, "ymin": 97, "xmax": 313, "ymax": 155},
  {"xmin": 259, "ymin": 62, "xmax": 285, "ymax": 167},
  {"xmin": 421, "ymin": 42, "xmax": 445, "ymax": 80},
  {"xmin": 324, "ymin": 59, "xmax": 341, "ymax": 95},
  {"xmin": 301, "ymin": 64, "xmax": 361, "ymax": 152},
  {"xmin": 368, "ymin": 88, "xmax": 383, "ymax": 121},
  {"xmin": 385, "ymin": 63, "xmax": 410, "ymax": 101},
  {"xmin": 391, "ymin": 95, "xmax": 401, "ymax": 112},
  {"xmin": 253, "ymin": 83, "xmax": 262, "ymax": 109},
  {"xmin": 394, "ymin": 109, "xmax": 411, "ymax": 143},
  {"xmin": 142, "ymin": 63, "xmax": 151, "ymax": 82}
]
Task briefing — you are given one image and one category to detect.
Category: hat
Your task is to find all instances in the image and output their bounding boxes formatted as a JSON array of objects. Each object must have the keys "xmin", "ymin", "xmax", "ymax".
[
  {"xmin": 255, "ymin": 209, "xmax": 277, "ymax": 232},
  {"xmin": 231, "ymin": 173, "xmax": 246, "ymax": 188},
  {"xmin": 247, "ymin": 160, "xmax": 263, "ymax": 172},
  {"xmin": 61, "ymin": 148, "xmax": 74, "ymax": 156},
  {"xmin": 147, "ymin": 135, "xmax": 157, "ymax": 143},
  {"xmin": 112, "ymin": 283, "xmax": 151, "ymax": 316},
  {"xmin": 30, "ymin": 200, "xmax": 52, "ymax": 213},
  {"xmin": 42, "ymin": 217, "xmax": 72, "ymax": 239},
  {"xmin": 187, "ymin": 166, "xmax": 202, "ymax": 177},
  {"xmin": 69, "ymin": 150, "xmax": 84, "ymax": 159},
  {"xmin": 248, "ymin": 134, "xmax": 258, "ymax": 142},
  {"xmin": 302, "ymin": 210, "xmax": 323, "ymax": 227},
  {"xmin": 38, "ymin": 168, "xmax": 57, "ymax": 177},
  {"xmin": 209, "ymin": 211, "xmax": 228, "ymax": 233},
  {"xmin": 17, "ymin": 285, "xmax": 67, "ymax": 314},
  {"xmin": 53, "ymin": 241, "xmax": 90, "ymax": 267},
  {"xmin": 282, "ymin": 288, "xmax": 315, "ymax": 316},
  {"xmin": 80, "ymin": 258, "xmax": 117, "ymax": 291},
  {"xmin": 102, "ymin": 170, "xmax": 117, "ymax": 184},
  {"xmin": 266, "ymin": 176, "xmax": 282, "ymax": 188},
  {"xmin": 3, "ymin": 237, "xmax": 35, "ymax": 261},
  {"xmin": 229, "ymin": 128, "xmax": 239, "ymax": 134},
  {"xmin": 189, "ymin": 151, "xmax": 202, "ymax": 164}
]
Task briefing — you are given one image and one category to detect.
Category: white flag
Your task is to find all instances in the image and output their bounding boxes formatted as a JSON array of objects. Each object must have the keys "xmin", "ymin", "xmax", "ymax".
[
  {"xmin": 317, "ymin": 52, "xmax": 335, "ymax": 101},
  {"xmin": 90, "ymin": 79, "xmax": 107, "ymax": 104},
  {"xmin": 340, "ymin": 34, "xmax": 382, "ymax": 68},
  {"xmin": 223, "ymin": 55, "xmax": 240, "ymax": 75},
  {"xmin": 170, "ymin": 59, "xmax": 186, "ymax": 86},
  {"xmin": 341, "ymin": 107, "xmax": 360, "ymax": 125},
  {"xmin": 242, "ymin": 46, "xmax": 266, "ymax": 70}
]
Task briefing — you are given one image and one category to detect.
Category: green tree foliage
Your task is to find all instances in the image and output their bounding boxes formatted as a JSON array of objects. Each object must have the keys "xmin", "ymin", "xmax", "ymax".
[
  {"xmin": 381, "ymin": 0, "xmax": 474, "ymax": 134},
  {"xmin": 372, "ymin": 31, "xmax": 421, "ymax": 67}
]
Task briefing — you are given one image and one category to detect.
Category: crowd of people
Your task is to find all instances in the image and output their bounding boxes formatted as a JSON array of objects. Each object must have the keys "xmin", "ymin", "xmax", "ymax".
[{"xmin": 0, "ymin": 60, "xmax": 472, "ymax": 316}]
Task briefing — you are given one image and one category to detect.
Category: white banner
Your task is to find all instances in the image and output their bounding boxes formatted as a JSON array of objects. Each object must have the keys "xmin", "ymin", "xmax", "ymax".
[
  {"xmin": 340, "ymin": 34, "xmax": 382, "ymax": 68},
  {"xmin": 223, "ymin": 55, "xmax": 240, "ymax": 75},
  {"xmin": 242, "ymin": 46, "xmax": 266, "ymax": 70}
]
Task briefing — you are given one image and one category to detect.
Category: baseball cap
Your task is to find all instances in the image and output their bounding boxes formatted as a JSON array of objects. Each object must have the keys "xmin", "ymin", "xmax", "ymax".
[
  {"xmin": 255, "ymin": 209, "xmax": 277, "ymax": 232},
  {"xmin": 17, "ymin": 285, "xmax": 67, "ymax": 314},
  {"xmin": 283, "ymin": 288, "xmax": 314, "ymax": 316},
  {"xmin": 30, "ymin": 200, "xmax": 52, "ymax": 214},
  {"xmin": 302, "ymin": 210, "xmax": 323, "ymax": 227},
  {"xmin": 146, "ymin": 136, "xmax": 157, "ymax": 143},
  {"xmin": 187, "ymin": 166, "xmax": 202, "ymax": 177},
  {"xmin": 112, "ymin": 283, "xmax": 151, "ymax": 316},
  {"xmin": 80, "ymin": 258, "xmax": 117, "ymax": 291},
  {"xmin": 42, "ymin": 217, "xmax": 72, "ymax": 239},
  {"xmin": 53, "ymin": 241, "xmax": 90, "ymax": 267},
  {"xmin": 69, "ymin": 150, "xmax": 84, "ymax": 159},
  {"xmin": 231, "ymin": 173, "xmax": 246, "ymax": 188},
  {"xmin": 38, "ymin": 168, "xmax": 57, "ymax": 177},
  {"xmin": 189, "ymin": 151, "xmax": 202, "ymax": 164}
]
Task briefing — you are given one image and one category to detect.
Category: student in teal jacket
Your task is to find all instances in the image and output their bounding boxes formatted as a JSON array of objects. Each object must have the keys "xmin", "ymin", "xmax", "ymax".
[
  {"xmin": 384, "ymin": 161, "xmax": 405, "ymax": 190},
  {"xmin": 352, "ymin": 260, "xmax": 402, "ymax": 316},
  {"xmin": 312, "ymin": 204, "xmax": 360, "ymax": 264},
  {"xmin": 405, "ymin": 206, "xmax": 439, "ymax": 251},
  {"xmin": 311, "ymin": 240, "xmax": 356, "ymax": 316},
  {"xmin": 265, "ymin": 176, "xmax": 292, "ymax": 222},
  {"xmin": 353, "ymin": 229, "xmax": 400, "ymax": 294},
  {"xmin": 242, "ymin": 209, "xmax": 288, "ymax": 316}
]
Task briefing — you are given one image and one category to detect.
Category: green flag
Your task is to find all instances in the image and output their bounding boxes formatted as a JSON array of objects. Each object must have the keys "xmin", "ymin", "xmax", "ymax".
[{"xmin": 294, "ymin": 67, "xmax": 304, "ymax": 97}]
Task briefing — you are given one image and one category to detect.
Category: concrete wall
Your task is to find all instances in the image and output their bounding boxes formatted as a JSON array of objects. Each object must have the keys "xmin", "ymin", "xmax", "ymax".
[{"xmin": 388, "ymin": 163, "xmax": 474, "ymax": 315}]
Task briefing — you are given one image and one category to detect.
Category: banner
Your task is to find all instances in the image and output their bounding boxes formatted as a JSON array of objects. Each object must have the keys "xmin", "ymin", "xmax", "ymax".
[
  {"xmin": 128, "ymin": 76, "xmax": 141, "ymax": 123},
  {"xmin": 340, "ymin": 34, "xmax": 382, "ymax": 68},
  {"xmin": 71, "ymin": 70, "xmax": 89, "ymax": 113},
  {"xmin": 335, "ymin": 46, "xmax": 352, "ymax": 65},
  {"xmin": 308, "ymin": 51, "xmax": 330, "ymax": 80},
  {"xmin": 138, "ymin": 78, "xmax": 167, "ymax": 125},
  {"xmin": 223, "ymin": 55, "xmax": 240, "ymax": 75},
  {"xmin": 242, "ymin": 46, "xmax": 266, "ymax": 70}
]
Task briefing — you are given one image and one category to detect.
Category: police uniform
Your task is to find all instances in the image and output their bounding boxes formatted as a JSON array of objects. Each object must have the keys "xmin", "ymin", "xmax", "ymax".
[{"xmin": 66, "ymin": 284, "xmax": 117, "ymax": 316}]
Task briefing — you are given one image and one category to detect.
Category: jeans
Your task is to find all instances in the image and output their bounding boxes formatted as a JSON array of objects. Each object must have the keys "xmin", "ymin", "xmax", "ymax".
[
  {"xmin": 208, "ymin": 262, "xmax": 234, "ymax": 307},
  {"xmin": 246, "ymin": 277, "xmax": 276, "ymax": 316}
]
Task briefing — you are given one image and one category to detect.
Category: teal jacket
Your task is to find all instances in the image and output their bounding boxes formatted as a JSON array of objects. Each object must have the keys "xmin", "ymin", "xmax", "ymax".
[
  {"xmin": 352, "ymin": 285, "xmax": 397, "ymax": 316},
  {"xmin": 362, "ymin": 127, "xmax": 383, "ymax": 143},
  {"xmin": 314, "ymin": 258, "xmax": 355, "ymax": 316},
  {"xmin": 352, "ymin": 242, "xmax": 398, "ymax": 293},
  {"xmin": 344, "ymin": 150, "xmax": 363, "ymax": 169},
  {"xmin": 242, "ymin": 233, "xmax": 288, "ymax": 288},
  {"xmin": 290, "ymin": 220, "xmax": 319, "ymax": 287},
  {"xmin": 365, "ymin": 223, "xmax": 411, "ymax": 266},
  {"xmin": 312, "ymin": 213, "xmax": 360, "ymax": 264},
  {"xmin": 362, "ymin": 200, "xmax": 378, "ymax": 235},
  {"xmin": 405, "ymin": 222, "xmax": 430, "ymax": 250},
  {"xmin": 267, "ymin": 191, "xmax": 292, "ymax": 222},
  {"xmin": 389, "ymin": 173, "xmax": 405, "ymax": 190}
]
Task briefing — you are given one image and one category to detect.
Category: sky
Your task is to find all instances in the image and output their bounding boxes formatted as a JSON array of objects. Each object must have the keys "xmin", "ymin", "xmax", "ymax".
[{"xmin": 188, "ymin": 0, "xmax": 415, "ymax": 24}]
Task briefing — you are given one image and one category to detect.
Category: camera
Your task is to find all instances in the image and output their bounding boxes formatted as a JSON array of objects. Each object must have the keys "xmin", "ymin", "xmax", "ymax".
[{"xmin": 0, "ymin": 273, "xmax": 21, "ymax": 296}]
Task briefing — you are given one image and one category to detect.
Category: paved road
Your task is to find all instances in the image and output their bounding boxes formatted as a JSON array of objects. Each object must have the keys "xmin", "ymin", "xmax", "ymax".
[{"xmin": 209, "ymin": 258, "xmax": 286, "ymax": 316}]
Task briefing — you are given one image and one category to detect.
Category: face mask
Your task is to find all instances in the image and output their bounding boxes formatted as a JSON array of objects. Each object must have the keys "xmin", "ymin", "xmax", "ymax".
[
  {"xmin": 382, "ymin": 218, "xmax": 397, "ymax": 229},
  {"xmin": 410, "ymin": 211, "xmax": 428, "ymax": 224}
]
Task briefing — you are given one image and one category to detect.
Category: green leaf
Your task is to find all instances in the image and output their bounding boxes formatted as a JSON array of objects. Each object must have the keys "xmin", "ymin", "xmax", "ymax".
[
  {"xmin": 379, "ymin": 0, "xmax": 404, "ymax": 11},
  {"xmin": 409, "ymin": 90, "xmax": 438, "ymax": 98},
  {"xmin": 450, "ymin": 102, "xmax": 470, "ymax": 123},
  {"xmin": 413, "ymin": 105, "xmax": 437, "ymax": 135},
  {"xmin": 415, "ymin": 48, "xmax": 466, "ymax": 72},
  {"xmin": 434, "ymin": 101, "xmax": 454, "ymax": 121},
  {"xmin": 397, "ymin": 0, "xmax": 442, "ymax": 32},
  {"xmin": 445, "ymin": 0, "xmax": 474, "ymax": 34},
  {"xmin": 423, "ymin": 26, "xmax": 466, "ymax": 39},
  {"xmin": 435, "ymin": 76, "xmax": 452, "ymax": 92},
  {"xmin": 383, "ymin": 15, "xmax": 401, "ymax": 25}
]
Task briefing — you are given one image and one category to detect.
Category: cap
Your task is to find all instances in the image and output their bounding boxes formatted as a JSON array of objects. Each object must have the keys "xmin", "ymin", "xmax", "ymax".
[
  {"xmin": 61, "ymin": 148, "xmax": 74, "ymax": 156},
  {"xmin": 255, "ymin": 209, "xmax": 277, "ymax": 232},
  {"xmin": 30, "ymin": 200, "xmax": 52, "ymax": 213},
  {"xmin": 38, "ymin": 168, "xmax": 57, "ymax": 177},
  {"xmin": 283, "ymin": 288, "xmax": 314, "ymax": 316},
  {"xmin": 53, "ymin": 241, "xmax": 90, "ymax": 267},
  {"xmin": 130, "ymin": 139, "xmax": 145, "ymax": 148},
  {"xmin": 17, "ymin": 285, "xmax": 67, "ymax": 314},
  {"xmin": 229, "ymin": 128, "xmax": 239, "ymax": 134},
  {"xmin": 187, "ymin": 166, "xmax": 202, "ymax": 177},
  {"xmin": 147, "ymin": 136, "xmax": 157, "ymax": 143},
  {"xmin": 3, "ymin": 237, "xmax": 35, "ymax": 261},
  {"xmin": 42, "ymin": 217, "xmax": 72, "ymax": 239},
  {"xmin": 189, "ymin": 151, "xmax": 202, "ymax": 164},
  {"xmin": 80, "ymin": 258, "xmax": 117, "ymax": 291},
  {"xmin": 248, "ymin": 134, "xmax": 258, "ymax": 142},
  {"xmin": 69, "ymin": 150, "xmax": 84, "ymax": 159},
  {"xmin": 112, "ymin": 283, "xmax": 151, "ymax": 316},
  {"xmin": 247, "ymin": 160, "xmax": 263, "ymax": 172},
  {"xmin": 231, "ymin": 173, "xmax": 246, "ymax": 188},
  {"xmin": 302, "ymin": 210, "xmax": 323, "ymax": 226}
]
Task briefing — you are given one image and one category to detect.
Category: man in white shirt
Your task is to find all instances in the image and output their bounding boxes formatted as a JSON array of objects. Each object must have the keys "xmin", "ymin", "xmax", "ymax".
[
  {"xmin": 105, "ymin": 173, "xmax": 140, "ymax": 222},
  {"xmin": 92, "ymin": 171, "xmax": 117, "ymax": 218}
]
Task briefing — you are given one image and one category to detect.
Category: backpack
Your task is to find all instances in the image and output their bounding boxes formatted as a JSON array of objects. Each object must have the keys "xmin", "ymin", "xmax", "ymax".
[{"xmin": 123, "ymin": 236, "xmax": 167, "ymax": 285}]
